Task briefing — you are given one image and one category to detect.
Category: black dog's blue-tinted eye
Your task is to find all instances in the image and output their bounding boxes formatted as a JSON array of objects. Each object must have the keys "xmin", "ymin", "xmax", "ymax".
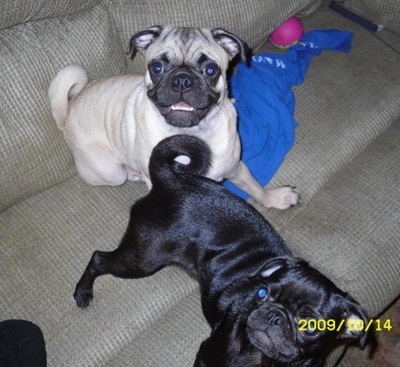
[
  {"xmin": 305, "ymin": 326, "xmax": 318, "ymax": 336},
  {"xmin": 257, "ymin": 288, "xmax": 268, "ymax": 299}
]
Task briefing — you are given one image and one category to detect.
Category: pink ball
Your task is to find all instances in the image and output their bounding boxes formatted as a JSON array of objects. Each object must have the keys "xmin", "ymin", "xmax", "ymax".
[{"xmin": 269, "ymin": 16, "xmax": 304, "ymax": 49}]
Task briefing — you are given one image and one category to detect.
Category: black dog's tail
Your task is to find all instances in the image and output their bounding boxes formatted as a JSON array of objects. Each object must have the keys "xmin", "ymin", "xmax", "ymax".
[{"xmin": 149, "ymin": 135, "xmax": 212, "ymax": 186}]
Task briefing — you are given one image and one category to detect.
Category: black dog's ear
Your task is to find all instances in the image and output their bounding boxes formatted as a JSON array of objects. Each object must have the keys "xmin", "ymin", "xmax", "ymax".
[
  {"xmin": 336, "ymin": 293, "xmax": 370, "ymax": 350},
  {"xmin": 248, "ymin": 256, "xmax": 292, "ymax": 279},
  {"xmin": 126, "ymin": 25, "xmax": 164, "ymax": 58},
  {"xmin": 211, "ymin": 28, "xmax": 248, "ymax": 61}
]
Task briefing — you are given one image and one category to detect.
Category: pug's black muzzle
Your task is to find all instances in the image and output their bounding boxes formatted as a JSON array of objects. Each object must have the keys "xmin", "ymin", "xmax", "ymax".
[
  {"xmin": 173, "ymin": 71, "xmax": 193, "ymax": 93},
  {"xmin": 147, "ymin": 68, "xmax": 220, "ymax": 127}
]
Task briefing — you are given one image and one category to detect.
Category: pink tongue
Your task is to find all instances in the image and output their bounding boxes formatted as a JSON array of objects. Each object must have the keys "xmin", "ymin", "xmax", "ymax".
[{"xmin": 176, "ymin": 101, "xmax": 189, "ymax": 108}]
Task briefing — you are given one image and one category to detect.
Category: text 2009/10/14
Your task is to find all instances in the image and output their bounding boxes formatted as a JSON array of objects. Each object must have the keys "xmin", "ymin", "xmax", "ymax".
[{"xmin": 298, "ymin": 318, "xmax": 393, "ymax": 333}]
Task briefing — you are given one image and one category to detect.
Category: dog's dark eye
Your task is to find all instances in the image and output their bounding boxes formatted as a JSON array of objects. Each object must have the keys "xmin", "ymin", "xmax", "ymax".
[
  {"xmin": 300, "ymin": 319, "xmax": 320, "ymax": 337},
  {"xmin": 305, "ymin": 326, "xmax": 319, "ymax": 337},
  {"xmin": 151, "ymin": 63, "xmax": 164, "ymax": 75},
  {"xmin": 203, "ymin": 64, "xmax": 218, "ymax": 78},
  {"xmin": 257, "ymin": 288, "xmax": 269, "ymax": 300}
]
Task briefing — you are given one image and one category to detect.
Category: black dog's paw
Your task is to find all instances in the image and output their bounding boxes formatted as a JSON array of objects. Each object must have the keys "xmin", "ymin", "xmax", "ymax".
[{"xmin": 74, "ymin": 286, "xmax": 93, "ymax": 309}]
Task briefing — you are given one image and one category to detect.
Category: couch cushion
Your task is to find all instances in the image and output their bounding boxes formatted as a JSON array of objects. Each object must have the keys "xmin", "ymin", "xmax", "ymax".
[
  {"xmin": 0, "ymin": 176, "xmax": 199, "ymax": 366},
  {"xmin": 0, "ymin": 0, "xmax": 99, "ymax": 30},
  {"xmin": 107, "ymin": 290, "xmax": 210, "ymax": 367},
  {"xmin": 273, "ymin": 119, "xmax": 400, "ymax": 367},
  {"xmin": 253, "ymin": 3, "xmax": 400, "ymax": 229},
  {"xmin": 0, "ymin": 3, "xmax": 128, "ymax": 211},
  {"xmin": 106, "ymin": 0, "xmax": 323, "ymax": 73},
  {"xmin": 280, "ymin": 118, "xmax": 400, "ymax": 316}
]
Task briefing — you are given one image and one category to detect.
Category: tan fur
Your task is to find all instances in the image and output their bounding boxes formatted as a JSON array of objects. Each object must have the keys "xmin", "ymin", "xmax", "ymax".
[{"xmin": 48, "ymin": 26, "xmax": 298, "ymax": 209}]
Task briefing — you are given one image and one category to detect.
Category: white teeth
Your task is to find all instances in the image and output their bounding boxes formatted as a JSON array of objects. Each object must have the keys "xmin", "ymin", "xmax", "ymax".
[{"xmin": 171, "ymin": 103, "xmax": 195, "ymax": 112}]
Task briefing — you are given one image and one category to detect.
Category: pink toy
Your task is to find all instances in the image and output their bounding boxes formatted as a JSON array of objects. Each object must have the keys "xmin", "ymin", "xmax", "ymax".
[{"xmin": 269, "ymin": 16, "xmax": 304, "ymax": 49}]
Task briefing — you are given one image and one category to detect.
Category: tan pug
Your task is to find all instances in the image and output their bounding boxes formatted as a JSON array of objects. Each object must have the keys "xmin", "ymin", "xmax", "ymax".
[{"xmin": 48, "ymin": 25, "xmax": 298, "ymax": 209}]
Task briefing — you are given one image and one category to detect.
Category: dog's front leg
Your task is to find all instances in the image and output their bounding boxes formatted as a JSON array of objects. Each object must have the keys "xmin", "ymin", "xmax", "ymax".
[
  {"xmin": 74, "ymin": 246, "xmax": 153, "ymax": 309},
  {"xmin": 228, "ymin": 161, "xmax": 298, "ymax": 209},
  {"xmin": 74, "ymin": 250, "xmax": 116, "ymax": 309}
]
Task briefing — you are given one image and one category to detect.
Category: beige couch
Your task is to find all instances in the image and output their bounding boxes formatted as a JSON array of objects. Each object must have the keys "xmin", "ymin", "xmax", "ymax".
[{"xmin": 1, "ymin": 0, "xmax": 399, "ymax": 366}]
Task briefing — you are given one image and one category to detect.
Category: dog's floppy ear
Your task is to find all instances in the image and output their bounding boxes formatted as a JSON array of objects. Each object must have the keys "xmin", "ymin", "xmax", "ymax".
[
  {"xmin": 335, "ymin": 293, "xmax": 370, "ymax": 350},
  {"xmin": 248, "ymin": 256, "xmax": 292, "ymax": 279},
  {"xmin": 126, "ymin": 25, "xmax": 164, "ymax": 58},
  {"xmin": 211, "ymin": 28, "xmax": 248, "ymax": 61}
]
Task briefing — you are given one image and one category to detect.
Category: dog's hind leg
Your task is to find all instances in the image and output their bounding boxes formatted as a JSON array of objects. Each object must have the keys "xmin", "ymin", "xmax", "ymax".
[{"xmin": 74, "ymin": 145, "xmax": 129, "ymax": 187}]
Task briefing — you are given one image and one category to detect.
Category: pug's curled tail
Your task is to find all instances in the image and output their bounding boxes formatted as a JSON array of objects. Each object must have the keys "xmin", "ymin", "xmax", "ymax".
[
  {"xmin": 48, "ymin": 64, "xmax": 88, "ymax": 129},
  {"xmin": 149, "ymin": 135, "xmax": 212, "ymax": 186}
]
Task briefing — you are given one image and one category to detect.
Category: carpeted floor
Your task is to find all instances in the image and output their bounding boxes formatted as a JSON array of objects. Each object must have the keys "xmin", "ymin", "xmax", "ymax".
[{"xmin": 340, "ymin": 297, "xmax": 400, "ymax": 366}]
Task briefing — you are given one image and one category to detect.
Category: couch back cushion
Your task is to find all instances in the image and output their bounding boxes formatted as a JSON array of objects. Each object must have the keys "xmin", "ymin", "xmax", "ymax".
[
  {"xmin": 0, "ymin": 0, "xmax": 99, "ymax": 29},
  {"xmin": 109, "ymin": 0, "xmax": 323, "ymax": 73},
  {"xmin": 0, "ymin": 3, "xmax": 128, "ymax": 211}
]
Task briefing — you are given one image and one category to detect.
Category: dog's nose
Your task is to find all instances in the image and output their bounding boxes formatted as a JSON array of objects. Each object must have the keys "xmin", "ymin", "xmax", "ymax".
[
  {"xmin": 266, "ymin": 309, "xmax": 284, "ymax": 326},
  {"xmin": 173, "ymin": 72, "xmax": 192, "ymax": 93}
]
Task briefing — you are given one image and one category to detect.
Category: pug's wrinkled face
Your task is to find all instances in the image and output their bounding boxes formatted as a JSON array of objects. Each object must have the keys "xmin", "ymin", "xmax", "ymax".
[
  {"xmin": 246, "ymin": 257, "xmax": 369, "ymax": 364},
  {"xmin": 127, "ymin": 26, "xmax": 246, "ymax": 127}
]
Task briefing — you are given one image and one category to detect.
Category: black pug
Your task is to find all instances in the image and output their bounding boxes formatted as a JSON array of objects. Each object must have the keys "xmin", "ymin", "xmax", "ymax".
[{"xmin": 74, "ymin": 135, "xmax": 369, "ymax": 367}]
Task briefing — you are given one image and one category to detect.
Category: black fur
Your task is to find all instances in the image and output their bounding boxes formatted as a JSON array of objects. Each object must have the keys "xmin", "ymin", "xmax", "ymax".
[{"xmin": 74, "ymin": 135, "xmax": 368, "ymax": 367}]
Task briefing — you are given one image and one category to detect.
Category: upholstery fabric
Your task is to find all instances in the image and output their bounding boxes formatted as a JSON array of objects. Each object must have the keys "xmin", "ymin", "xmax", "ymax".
[
  {"xmin": 0, "ymin": 3, "xmax": 128, "ymax": 211},
  {"xmin": 0, "ymin": 177, "xmax": 199, "ymax": 366},
  {"xmin": 282, "ymin": 119, "xmax": 400, "ymax": 317},
  {"xmin": 107, "ymin": 291, "xmax": 210, "ymax": 367},
  {"xmin": 105, "ymin": 0, "xmax": 323, "ymax": 73},
  {"xmin": 255, "ymin": 4, "xmax": 400, "ymax": 229},
  {"xmin": 0, "ymin": 0, "xmax": 99, "ymax": 30},
  {"xmin": 345, "ymin": 0, "xmax": 400, "ymax": 33},
  {"xmin": 1, "ymin": 0, "xmax": 399, "ymax": 366}
]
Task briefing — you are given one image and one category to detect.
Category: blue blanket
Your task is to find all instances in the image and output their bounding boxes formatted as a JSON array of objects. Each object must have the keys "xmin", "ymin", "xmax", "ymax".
[{"xmin": 223, "ymin": 30, "xmax": 353, "ymax": 199}]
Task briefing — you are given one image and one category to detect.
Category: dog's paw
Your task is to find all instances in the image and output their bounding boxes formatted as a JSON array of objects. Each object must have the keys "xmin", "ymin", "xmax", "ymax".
[
  {"xmin": 74, "ymin": 286, "xmax": 94, "ymax": 309},
  {"xmin": 263, "ymin": 186, "xmax": 299, "ymax": 210}
]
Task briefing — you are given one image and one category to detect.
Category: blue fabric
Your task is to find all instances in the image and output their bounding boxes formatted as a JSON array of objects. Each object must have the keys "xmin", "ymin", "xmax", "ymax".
[{"xmin": 223, "ymin": 30, "xmax": 353, "ymax": 199}]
